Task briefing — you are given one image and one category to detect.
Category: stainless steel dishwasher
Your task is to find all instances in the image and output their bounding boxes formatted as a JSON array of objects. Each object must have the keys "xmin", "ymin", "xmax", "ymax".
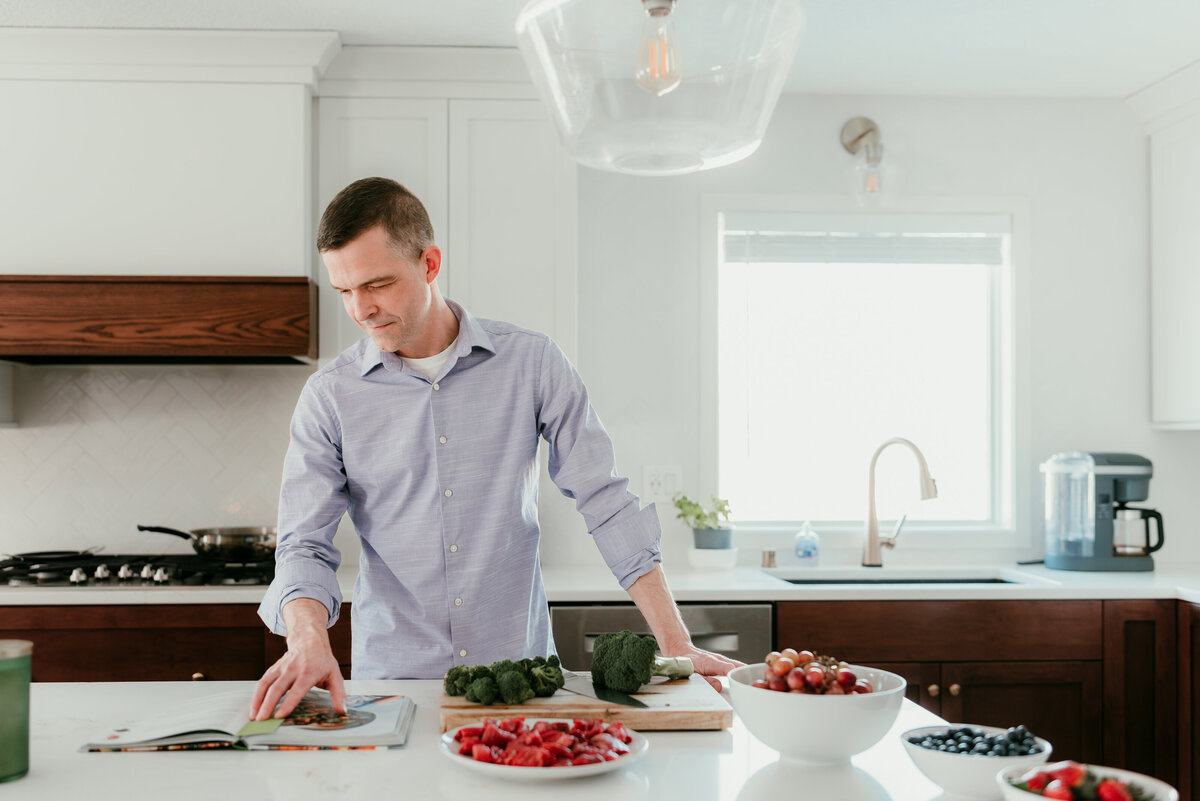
[{"xmin": 549, "ymin": 602, "xmax": 773, "ymax": 670}]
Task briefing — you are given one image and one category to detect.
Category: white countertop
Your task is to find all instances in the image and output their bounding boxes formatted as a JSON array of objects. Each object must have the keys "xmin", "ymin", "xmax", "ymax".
[
  {"xmin": 4, "ymin": 561, "xmax": 1198, "ymax": 605},
  {"xmin": 10, "ymin": 679, "xmax": 948, "ymax": 801}
]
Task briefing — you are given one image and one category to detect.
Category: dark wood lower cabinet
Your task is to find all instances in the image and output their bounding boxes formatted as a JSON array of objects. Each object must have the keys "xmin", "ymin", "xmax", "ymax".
[
  {"xmin": 1180, "ymin": 601, "xmax": 1199, "ymax": 801},
  {"xmin": 777, "ymin": 598, "xmax": 1186, "ymax": 785},
  {"xmin": 1102, "ymin": 600, "xmax": 1177, "ymax": 787},
  {"xmin": 1, "ymin": 603, "xmax": 353, "ymax": 682}
]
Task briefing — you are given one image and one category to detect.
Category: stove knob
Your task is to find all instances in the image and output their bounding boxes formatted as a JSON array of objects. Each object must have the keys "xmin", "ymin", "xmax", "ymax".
[
  {"xmin": 152, "ymin": 567, "xmax": 170, "ymax": 584},
  {"xmin": 69, "ymin": 567, "xmax": 88, "ymax": 584},
  {"xmin": 141, "ymin": 564, "xmax": 155, "ymax": 580},
  {"xmin": 94, "ymin": 564, "xmax": 111, "ymax": 580},
  {"xmin": 117, "ymin": 564, "xmax": 135, "ymax": 581}
]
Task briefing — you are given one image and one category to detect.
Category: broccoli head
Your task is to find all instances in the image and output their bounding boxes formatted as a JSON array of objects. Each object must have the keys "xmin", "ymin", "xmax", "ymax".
[
  {"xmin": 495, "ymin": 669, "xmax": 535, "ymax": 705},
  {"xmin": 464, "ymin": 676, "xmax": 499, "ymax": 705},
  {"xmin": 591, "ymin": 629, "xmax": 694, "ymax": 694}
]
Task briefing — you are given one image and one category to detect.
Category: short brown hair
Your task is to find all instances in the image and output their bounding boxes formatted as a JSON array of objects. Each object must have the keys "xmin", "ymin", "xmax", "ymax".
[{"xmin": 317, "ymin": 177, "xmax": 435, "ymax": 260}]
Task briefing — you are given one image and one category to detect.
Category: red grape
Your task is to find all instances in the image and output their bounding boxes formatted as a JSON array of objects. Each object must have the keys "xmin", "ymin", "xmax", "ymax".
[{"xmin": 785, "ymin": 667, "xmax": 807, "ymax": 691}]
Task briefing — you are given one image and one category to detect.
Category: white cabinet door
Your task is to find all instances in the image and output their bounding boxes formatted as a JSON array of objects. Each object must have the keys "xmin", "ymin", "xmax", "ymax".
[
  {"xmin": 1150, "ymin": 112, "xmax": 1200, "ymax": 427},
  {"xmin": 316, "ymin": 97, "xmax": 450, "ymax": 360},
  {"xmin": 447, "ymin": 100, "xmax": 579, "ymax": 363}
]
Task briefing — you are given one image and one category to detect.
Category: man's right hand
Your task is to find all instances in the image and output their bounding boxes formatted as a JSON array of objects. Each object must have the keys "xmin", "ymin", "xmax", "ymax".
[{"xmin": 249, "ymin": 597, "xmax": 347, "ymax": 720}]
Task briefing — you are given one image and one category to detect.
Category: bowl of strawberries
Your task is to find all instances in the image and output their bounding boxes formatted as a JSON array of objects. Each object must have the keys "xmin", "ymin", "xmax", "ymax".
[{"xmin": 998, "ymin": 760, "xmax": 1177, "ymax": 801}]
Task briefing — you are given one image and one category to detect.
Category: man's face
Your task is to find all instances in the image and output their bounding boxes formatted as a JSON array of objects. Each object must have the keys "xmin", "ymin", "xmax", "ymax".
[{"xmin": 323, "ymin": 224, "xmax": 435, "ymax": 356}]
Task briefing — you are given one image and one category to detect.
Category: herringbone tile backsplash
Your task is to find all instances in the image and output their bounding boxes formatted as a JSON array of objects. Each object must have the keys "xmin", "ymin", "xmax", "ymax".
[{"xmin": 0, "ymin": 365, "xmax": 315, "ymax": 557}]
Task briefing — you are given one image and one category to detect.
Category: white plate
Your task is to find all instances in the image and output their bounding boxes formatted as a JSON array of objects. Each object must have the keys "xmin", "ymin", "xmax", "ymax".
[{"xmin": 439, "ymin": 717, "xmax": 648, "ymax": 781}]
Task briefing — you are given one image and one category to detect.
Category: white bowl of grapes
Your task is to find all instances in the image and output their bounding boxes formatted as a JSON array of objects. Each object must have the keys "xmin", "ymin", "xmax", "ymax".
[
  {"xmin": 727, "ymin": 647, "xmax": 906, "ymax": 764},
  {"xmin": 902, "ymin": 724, "xmax": 1052, "ymax": 799}
]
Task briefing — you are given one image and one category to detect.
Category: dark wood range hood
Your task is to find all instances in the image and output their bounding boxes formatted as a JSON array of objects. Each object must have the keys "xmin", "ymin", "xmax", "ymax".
[{"xmin": 0, "ymin": 275, "xmax": 317, "ymax": 364}]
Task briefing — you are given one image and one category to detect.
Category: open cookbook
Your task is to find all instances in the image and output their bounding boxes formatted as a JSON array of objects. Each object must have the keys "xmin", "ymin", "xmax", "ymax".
[{"xmin": 82, "ymin": 688, "xmax": 416, "ymax": 751}]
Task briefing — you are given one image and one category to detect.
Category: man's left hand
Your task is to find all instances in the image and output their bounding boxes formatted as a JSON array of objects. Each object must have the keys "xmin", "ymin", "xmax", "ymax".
[{"xmin": 670, "ymin": 644, "xmax": 744, "ymax": 692}]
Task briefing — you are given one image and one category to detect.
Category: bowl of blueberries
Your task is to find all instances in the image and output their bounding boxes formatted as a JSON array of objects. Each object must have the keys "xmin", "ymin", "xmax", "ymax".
[{"xmin": 901, "ymin": 723, "xmax": 1052, "ymax": 800}]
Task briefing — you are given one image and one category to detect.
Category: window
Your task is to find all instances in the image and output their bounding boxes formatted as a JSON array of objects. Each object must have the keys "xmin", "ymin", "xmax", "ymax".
[{"xmin": 707, "ymin": 206, "xmax": 1016, "ymax": 534}]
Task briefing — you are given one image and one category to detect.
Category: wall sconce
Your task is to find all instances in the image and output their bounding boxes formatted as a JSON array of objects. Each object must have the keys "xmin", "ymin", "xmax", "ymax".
[
  {"xmin": 840, "ymin": 117, "xmax": 885, "ymax": 206},
  {"xmin": 515, "ymin": 0, "xmax": 805, "ymax": 176}
]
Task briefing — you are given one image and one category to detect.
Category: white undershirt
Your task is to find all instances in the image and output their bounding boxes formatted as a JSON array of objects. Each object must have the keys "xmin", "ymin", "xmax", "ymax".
[{"xmin": 400, "ymin": 336, "xmax": 458, "ymax": 382}]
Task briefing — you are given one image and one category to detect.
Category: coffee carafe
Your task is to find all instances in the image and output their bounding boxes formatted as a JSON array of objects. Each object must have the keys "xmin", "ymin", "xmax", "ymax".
[{"xmin": 1040, "ymin": 451, "xmax": 1164, "ymax": 571}]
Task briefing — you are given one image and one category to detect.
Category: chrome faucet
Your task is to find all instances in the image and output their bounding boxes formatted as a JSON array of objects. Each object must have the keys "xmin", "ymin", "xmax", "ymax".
[{"xmin": 862, "ymin": 437, "xmax": 939, "ymax": 567}]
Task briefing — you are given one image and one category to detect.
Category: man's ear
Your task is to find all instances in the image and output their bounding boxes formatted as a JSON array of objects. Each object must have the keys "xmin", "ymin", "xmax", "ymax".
[{"xmin": 420, "ymin": 246, "xmax": 442, "ymax": 285}]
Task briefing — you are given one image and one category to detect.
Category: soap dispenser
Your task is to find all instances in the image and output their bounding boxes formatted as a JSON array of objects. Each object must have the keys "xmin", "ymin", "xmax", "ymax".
[{"xmin": 794, "ymin": 521, "xmax": 820, "ymax": 567}]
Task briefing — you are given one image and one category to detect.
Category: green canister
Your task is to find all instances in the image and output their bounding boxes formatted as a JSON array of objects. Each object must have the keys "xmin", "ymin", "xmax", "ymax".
[{"xmin": 0, "ymin": 640, "xmax": 32, "ymax": 783}]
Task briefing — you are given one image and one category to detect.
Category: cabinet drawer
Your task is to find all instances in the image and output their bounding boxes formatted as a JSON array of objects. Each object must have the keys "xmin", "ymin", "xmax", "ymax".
[{"xmin": 777, "ymin": 600, "xmax": 1103, "ymax": 662}]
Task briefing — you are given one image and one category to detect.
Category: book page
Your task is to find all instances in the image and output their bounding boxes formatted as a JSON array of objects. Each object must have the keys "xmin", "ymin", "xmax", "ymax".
[
  {"xmin": 247, "ymin": 690, "xmax": 414, "ymax": 748},
  {"xmin": 84, "ymin": 690, "xmax": 257, "ymax": 750}
]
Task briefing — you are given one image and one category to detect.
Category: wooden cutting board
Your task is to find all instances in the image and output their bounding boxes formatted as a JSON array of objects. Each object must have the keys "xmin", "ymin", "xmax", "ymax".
[{"xmin": 439, "ymin": 673, "xmax": 732, "ymax": 731}]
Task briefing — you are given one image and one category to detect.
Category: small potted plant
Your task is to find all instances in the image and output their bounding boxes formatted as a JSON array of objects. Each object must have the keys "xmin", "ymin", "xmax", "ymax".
[{"xmin": 673, "ymin": 493, "xmax": 733, "ymax": 549}]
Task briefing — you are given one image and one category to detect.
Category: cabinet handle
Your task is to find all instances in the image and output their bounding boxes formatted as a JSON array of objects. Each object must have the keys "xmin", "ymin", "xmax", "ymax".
[
  {"xmin": 949, "ymin": 683, "xmax": 961, "ymax": 696},
  {"xmin": 927, "ymin": 683, "xmax": 940, "ymax": 697},
  {"xmin": 191, "ymin": 672, "xmax": 207, "ymax": 681}
]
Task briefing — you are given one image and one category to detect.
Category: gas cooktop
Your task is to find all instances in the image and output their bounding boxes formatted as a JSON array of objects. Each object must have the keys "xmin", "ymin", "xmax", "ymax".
[{"xmin": 0, "ymin": 551, "xmax": 275, "ymax": 588}]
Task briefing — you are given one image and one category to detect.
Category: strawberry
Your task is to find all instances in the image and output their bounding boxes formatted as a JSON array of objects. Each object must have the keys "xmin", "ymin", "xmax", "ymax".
[
  {"xmin": 1017, "ymin": 768, "xmax": 1051, "ymax": 792},
  {"xmin": 1096, "ymin": 778, "xmax": 1134, "ymax": 801},
  {"xmin": 1043, "ymin": 779, "xmax": 1074, "ymax": 800},
  {"xmin": 1050, "ymin": 761, "xmax": 1089, "ymax": 787}
]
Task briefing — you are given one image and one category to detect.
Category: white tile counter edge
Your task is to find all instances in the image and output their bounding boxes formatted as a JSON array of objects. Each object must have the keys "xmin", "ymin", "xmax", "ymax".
[{"xmin": 3, "ymin": 562, "xmax": 1199, "ymax": 605}]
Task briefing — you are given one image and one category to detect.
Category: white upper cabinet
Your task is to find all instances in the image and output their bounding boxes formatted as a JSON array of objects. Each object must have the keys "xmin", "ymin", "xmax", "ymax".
[
  {"xmin": 0, "ymin": 29, "xmax": 340, "ymax": 278},
  {"xmin": 1130, "ymin": 64, "xmax": 1200, "ymax": 428},
  {"xmin": 1149, "ymin": 113, "xmax": 1200, "ymax": 427}
]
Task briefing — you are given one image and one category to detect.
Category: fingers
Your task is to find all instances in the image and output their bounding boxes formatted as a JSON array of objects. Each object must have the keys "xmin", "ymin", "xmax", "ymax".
[{"xmin": 321, "ymin": 671, "xmax": 348, "ymax": 715}]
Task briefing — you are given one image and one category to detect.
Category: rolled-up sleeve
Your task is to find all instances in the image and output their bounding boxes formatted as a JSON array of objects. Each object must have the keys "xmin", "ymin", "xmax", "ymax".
[
  {"xmin": 536, "ymin": 339, "xmax": 662, "ymax": 589},
  {"xmin": 257, "ymin": 375, "xmax": 348, "ymax": 635}
]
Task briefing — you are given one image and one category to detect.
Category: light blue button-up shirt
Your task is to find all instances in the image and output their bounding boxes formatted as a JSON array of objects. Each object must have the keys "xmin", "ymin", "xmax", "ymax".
[{"xmin": 257, "ymin": 301, "xmax": 662, "ymax": 679}]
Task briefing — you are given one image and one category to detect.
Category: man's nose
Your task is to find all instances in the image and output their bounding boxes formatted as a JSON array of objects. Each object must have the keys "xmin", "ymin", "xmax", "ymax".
[{"xmin": 348, "ymin": 291, "xmax": 375, "ymax": 321}]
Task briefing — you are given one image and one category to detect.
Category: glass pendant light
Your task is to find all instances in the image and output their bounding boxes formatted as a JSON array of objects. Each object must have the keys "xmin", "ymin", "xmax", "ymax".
[{"xmin": 515, "ymin": 0, "xmax": 805, "ymax": 176}]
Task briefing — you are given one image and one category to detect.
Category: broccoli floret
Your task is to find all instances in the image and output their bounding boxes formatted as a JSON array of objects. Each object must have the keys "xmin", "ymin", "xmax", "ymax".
[
  {"xmin": 529, "ymin": 660, "xmax": 565, "ymax": 697},
  {"xmin": 495, "ymin": 669, "xmax": 535, "ymax": 705},
  {"xmin": 591, "ymin": 629, "xmax": 694, "ymax": 694},
  {"xmin": 488, "ymin": 659, "xmax": 519, "ymax": 677},
  {"xmin": 444, "ymin": 664, "xmax": 473, "ymax": 696},
  {"xmin": 445, "ymin": 664, "xmax": 494, "ymax": 696},
  {"xmin": 465, "ymin": 676, "xmax": 499, "ymax": 705}
]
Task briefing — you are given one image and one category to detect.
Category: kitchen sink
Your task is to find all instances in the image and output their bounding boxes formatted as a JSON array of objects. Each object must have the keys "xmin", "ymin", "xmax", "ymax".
[{"xmin": 762, "ymin": 567, "xmax": 1053, "ymax": 586}]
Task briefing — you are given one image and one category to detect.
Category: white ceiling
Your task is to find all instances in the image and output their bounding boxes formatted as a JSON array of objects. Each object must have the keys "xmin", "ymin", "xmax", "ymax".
[{"xmin": 2, "ymin": 0, "xmax": 1200, "ymax": 98}]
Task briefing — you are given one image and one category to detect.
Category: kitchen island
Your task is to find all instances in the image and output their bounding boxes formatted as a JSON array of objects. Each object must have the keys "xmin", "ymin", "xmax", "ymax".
[{"xmin": 12, "ymin": 679, "xmax": 947, "ymax": 801}]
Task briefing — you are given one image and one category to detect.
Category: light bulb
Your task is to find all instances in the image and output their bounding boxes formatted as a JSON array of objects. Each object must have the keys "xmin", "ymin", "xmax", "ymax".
[
  {"xmin": 635, "ymin": 0, "xmax": 681, "ymax": 97},
  {"xmin": 855, "ymin": 143, "xmax": 884, "ymax": 206}
]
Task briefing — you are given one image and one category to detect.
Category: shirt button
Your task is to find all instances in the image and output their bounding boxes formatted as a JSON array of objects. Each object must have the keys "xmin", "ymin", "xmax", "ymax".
[
  {"xmin": 459, "ymin": 649, "xmax": 467, "ymax": 658},
  {"xmin": 449, "ymin": 544, "xmax": 458, "ymax": 553},
  {"xmin": 444, "ymin": 489, "xmax": 453, "ymax": 498},
  {"xmin": 439, "ymin": 435, "xmax": 447, "ymax": 444},
  {"xmin": 454, "ymin": 597, "xmax": 463, "ymax": 607},
  {"xmin": 432, "ymin": 382, "xmax": 440, "ymax": 391}
]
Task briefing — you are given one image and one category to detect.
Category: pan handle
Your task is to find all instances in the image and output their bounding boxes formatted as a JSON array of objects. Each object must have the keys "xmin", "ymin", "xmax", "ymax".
[{"xmin": 137, "ymin": 525, "xmax": 196, "ymax": 541}]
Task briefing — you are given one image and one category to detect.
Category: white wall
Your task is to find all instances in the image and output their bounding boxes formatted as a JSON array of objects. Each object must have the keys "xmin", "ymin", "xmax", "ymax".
[
  {"xmin": 536, "ymin": 93, "xmax": 1200, "ymax": 572},
  {"xmin": 3, "ymin": 89, "xmax": 1196, "ymax": 573}
]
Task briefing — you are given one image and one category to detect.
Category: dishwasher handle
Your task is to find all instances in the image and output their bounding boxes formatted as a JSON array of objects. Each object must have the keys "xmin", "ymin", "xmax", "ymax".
[{"xmin": 584, "ymin": 631, "xmax": 743, "ymax": 654}]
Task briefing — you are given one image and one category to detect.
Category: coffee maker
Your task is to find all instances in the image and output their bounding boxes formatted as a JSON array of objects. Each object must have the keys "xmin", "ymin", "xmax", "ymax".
[{"xmin": 1040, "ymin": 451, "xmax": 1164, "ymax": 571}]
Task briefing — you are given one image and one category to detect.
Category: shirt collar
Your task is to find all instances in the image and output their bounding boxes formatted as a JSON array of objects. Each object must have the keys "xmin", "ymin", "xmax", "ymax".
[{"xmin": 357, "ymin": 299, "xmax": 495, "ymax": 377}]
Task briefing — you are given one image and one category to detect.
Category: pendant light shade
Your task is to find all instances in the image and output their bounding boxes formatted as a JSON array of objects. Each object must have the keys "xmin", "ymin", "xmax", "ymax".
[{"xmin": 515, "ymin": 0, "xmax": 805, "ymax": 176}]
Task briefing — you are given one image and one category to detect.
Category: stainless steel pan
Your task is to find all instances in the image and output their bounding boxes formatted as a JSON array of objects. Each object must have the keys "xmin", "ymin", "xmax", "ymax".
[{"xmin": 137, "ymin": 524, "xmax": 276, "ymax": 562}]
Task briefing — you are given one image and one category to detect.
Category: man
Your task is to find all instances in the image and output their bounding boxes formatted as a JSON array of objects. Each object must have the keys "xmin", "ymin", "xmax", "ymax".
[{"xmin": 250, "ymin": 177, "xmax": 740, "ymax": 720}]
